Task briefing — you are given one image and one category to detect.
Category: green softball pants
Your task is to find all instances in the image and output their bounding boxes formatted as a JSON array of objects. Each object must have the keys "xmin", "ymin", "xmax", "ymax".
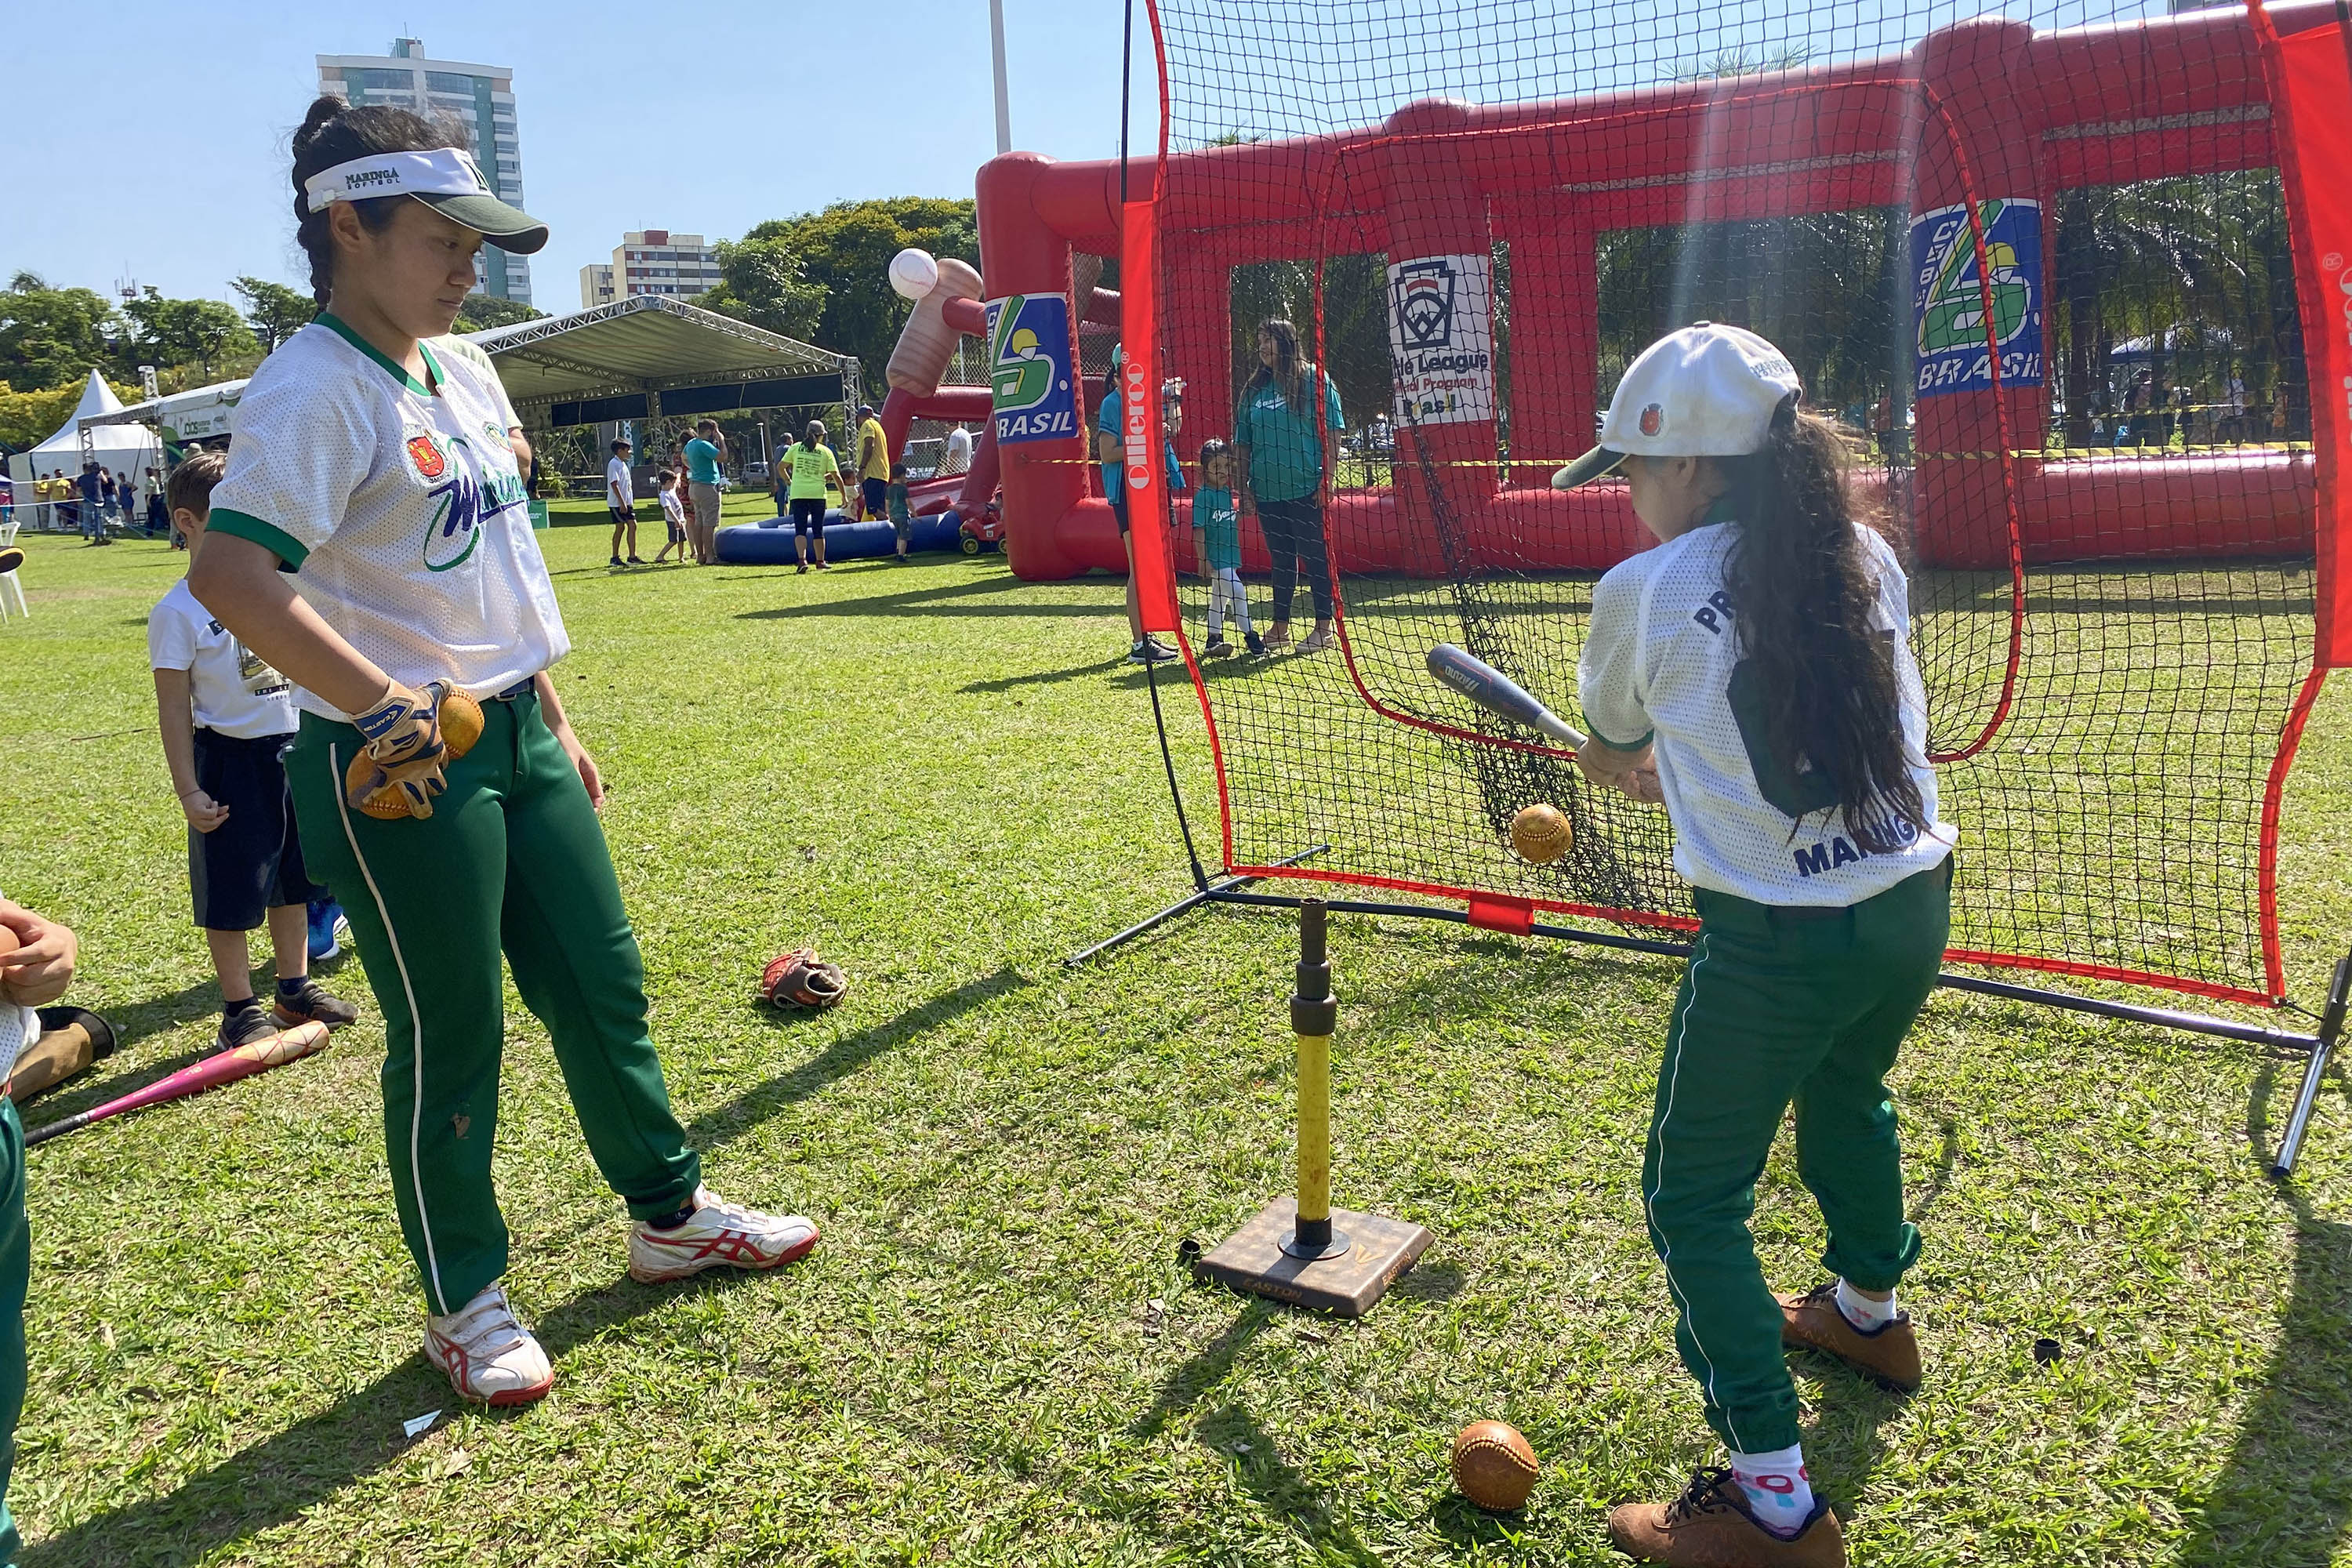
[
  {"xmin": 287, "ymin": 689, "xmax": 701, "ymax": 1316},
  {"xmin": 1644, "ymin": 856, "xmax": 1951, "ymax": 1455},
  {"xmin": 0, "ymin": 1098, "xmax": 25, "ymax": 1566}
]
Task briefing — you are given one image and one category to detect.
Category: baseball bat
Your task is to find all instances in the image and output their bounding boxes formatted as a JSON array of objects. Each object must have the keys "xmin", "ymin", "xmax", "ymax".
[
  {"xmin": 1426, "ymin": 644, "xmax": 1587, "ymax": 749},
  {"xmin": 24, "ymin": 1021, "xmax": 330, "ymax": 1149}
]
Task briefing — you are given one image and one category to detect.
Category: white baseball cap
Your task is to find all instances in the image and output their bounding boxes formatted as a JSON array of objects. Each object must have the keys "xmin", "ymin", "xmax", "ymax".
[{"xmin": 1551, "ymin": 322, "xmax": 1802, "ymax": 489}]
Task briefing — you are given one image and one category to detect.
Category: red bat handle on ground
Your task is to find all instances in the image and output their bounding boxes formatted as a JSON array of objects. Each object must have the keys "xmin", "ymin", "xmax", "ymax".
[{"xmin": 24, "ymin": 1022, "xmax": 331, "ymax": 1149}]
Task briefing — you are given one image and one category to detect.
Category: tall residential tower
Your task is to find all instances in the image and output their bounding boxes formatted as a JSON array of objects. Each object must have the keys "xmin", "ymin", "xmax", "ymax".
[{"xmin": 316, "ymin": 38, "xmax": 533, "ymax": 305}]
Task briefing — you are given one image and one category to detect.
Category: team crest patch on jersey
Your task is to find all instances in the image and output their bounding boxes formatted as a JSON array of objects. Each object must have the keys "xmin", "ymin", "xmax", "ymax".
[
  {"xmin": 481, "ymin": 420, "xmax": 505, "ymax": 445},
  {"xmin": 1639, "ymin": 403, "xmax": 1665, "ymax": 437},
  {"xmin": 406, "ymin": 434, "xmax": 446, "ymax": 480}
]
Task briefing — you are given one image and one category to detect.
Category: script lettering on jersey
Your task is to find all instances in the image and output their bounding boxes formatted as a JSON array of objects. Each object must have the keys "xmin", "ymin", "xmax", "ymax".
[
  {"xmin": 1692, "ymin": 590, "xmax": 1734, "ymax": 635},
  {"xmin": 419, "ymin": 434, "xmax": 528, "ymax": 574},
  {"xmin": 1791, "ymin": 815, "xmax": 1922, "ymax": 877}
]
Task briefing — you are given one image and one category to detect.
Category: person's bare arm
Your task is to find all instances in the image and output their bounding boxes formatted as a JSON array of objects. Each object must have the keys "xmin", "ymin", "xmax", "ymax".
[
  {"xmin": 188, "ymin": 535, "xmax": 388, "ymax": 716},
  {"xmin": 533, "ymin": 671, "xmax": 604, "ymax": 809},
  {"xmin": 1574, "ymin": 735, "xmax": 1664, "ymax": 804},
  {"xmin": 153, "ymin": 668, "xmax": 229, "ymax": 831}
]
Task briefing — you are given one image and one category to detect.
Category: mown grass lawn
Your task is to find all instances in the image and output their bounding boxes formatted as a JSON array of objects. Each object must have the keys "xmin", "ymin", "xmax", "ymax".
[{"xmin": 0, "ymin": 520, "xmax": 2346, "ymax": 1566}]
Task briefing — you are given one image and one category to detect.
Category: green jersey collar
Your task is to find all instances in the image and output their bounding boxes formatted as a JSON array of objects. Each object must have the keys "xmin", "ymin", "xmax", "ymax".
[{"xmin": 317, "ymin": 313, "xmax": 441, "ymax": 398}]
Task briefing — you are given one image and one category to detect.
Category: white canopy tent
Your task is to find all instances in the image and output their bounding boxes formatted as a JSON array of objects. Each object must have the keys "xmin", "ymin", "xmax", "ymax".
[{"xmin": 5, "ymin": 371, "xmax": 162, "ymax": 488}]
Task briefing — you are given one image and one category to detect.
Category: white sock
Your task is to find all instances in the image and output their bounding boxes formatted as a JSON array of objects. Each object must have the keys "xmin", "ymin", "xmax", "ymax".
[
  {"xmin": 1836, "ymin": 1278, "xmax": 1898, "ymax": 1332},
  {"xmin": 1727, "ymin": 1443, "xmax": 1816, "ymax": 1538}
]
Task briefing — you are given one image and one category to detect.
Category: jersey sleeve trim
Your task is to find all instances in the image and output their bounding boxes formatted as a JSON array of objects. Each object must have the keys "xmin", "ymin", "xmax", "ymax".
[
  {"xmin": 206, "ymin": 508, "xmax": 310, "ymax": 568},
  {"xmin": 316, "ymin": 312, "xmax": 434, "ymax": 398},
  {"xmin": 1581, "ymin": 714, "xmax": 1654, "ymax": 751}
]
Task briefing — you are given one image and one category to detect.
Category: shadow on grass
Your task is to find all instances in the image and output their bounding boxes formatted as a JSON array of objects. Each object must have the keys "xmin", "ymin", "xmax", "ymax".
[
  {"xmin": 735, "ymin": 572, "xmax": 1118, "ymax": 623},
  {"xmin": 683, "ymin": 966, "xmax": 1030, "ymax": 1148},
  {"xmin": 960, "ymin": 655, "xmax": 1131, "ymax": 694},
  {"xmin": 20, "ymin": 1269, "xmax": 757, "ymax": 1568},
  {"xmin": 2169, "ymin": 1063, "xmax": 2352, "ymax": 1566},
  {"xmin": 1110, "ymin": 1300, "xmax": 1384, "ymax": 1563}
]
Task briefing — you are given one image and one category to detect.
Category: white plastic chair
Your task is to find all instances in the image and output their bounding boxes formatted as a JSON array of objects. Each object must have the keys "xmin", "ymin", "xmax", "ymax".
[{"xmin": 0, "ymin": 563, "xmax": 24, "ymax": 622}]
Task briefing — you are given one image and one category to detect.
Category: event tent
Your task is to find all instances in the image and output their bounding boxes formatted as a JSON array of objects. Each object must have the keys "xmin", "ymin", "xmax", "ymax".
[{"xmin": 5, "ymin": 371, "xmax": 161, "ymax": 486}]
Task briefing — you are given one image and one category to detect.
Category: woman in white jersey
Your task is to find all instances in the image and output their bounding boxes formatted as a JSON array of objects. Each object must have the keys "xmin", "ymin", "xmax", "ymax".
[
  {"xmin": 1554, "ymin": 325, "xmax": 1954, "ymax": 1568},
  {"xmin": 190, "ymin": 97, "xmax": 819, "ymax": 1409}
]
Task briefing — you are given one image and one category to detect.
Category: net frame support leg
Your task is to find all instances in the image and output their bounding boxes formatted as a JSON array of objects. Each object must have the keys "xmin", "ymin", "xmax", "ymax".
[
  {"xmin": 1063, "ymin": 846, "xmax": 1328, "ymax": 967},
  {"xmin": 1193, "ymin": 902, "xmax": 1434, "ymax": 1317},
  {"xmin": 2271, "ymin": 951, "xmax": 2350, "ymax": 1178}
]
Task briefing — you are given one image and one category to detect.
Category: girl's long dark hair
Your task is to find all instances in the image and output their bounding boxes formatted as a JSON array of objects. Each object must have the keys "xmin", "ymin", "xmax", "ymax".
[
  {"xmin": 291, "ymin": 96, "xmax": 462, "ymax": 308},
  {"xmin": 1242, "ymin": 318, "xmax": 1308, "ymax": 412},
  {"xmin": 1720, "ymin": 397, "xmax": 1928, "ymax": 850}
]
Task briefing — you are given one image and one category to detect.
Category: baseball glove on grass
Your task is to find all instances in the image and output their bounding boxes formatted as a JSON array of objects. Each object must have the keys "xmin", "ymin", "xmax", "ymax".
[{"xmin": 760, "ymin": 947, "xmax": 848, "ymax": 1009}]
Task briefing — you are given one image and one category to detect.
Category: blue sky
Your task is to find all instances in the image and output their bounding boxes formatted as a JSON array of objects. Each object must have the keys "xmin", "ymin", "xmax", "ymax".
[{"xmin": 3, "ymin": 0, "xmax": 1154, "ymax": 312}]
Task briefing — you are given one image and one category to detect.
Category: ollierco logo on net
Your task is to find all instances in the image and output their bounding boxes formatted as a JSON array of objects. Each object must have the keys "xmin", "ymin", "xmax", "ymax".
[
  {"xmin": 1123, "ymin": 358, "xmax": 1152, "ymax": 492},
  {"xmin": 2338, "ymin": 258, "xmax": 2352, "ymax": 434}
]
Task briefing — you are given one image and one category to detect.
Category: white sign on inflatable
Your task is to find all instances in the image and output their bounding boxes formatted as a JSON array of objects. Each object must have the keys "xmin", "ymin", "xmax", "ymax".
[{"xmin": 1387, "ymin": 253, "xmax": 1496, "ymax": 427}]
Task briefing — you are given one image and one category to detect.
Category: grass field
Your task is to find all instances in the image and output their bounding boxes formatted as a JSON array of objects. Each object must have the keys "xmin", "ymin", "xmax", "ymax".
[{"xmin": 1, "ymin": 521, "xmax": 2347, "ymax": 1566}]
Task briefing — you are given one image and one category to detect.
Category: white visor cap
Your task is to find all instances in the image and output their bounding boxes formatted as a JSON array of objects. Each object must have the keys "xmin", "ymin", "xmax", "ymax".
[{"xmin": 1552, "ymin": 322, "xmax": 1802, "ymax": 488}]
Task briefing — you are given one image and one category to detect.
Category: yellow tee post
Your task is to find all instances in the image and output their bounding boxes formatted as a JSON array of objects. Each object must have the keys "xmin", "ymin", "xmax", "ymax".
[{"xmin": 1192, "ymin": 898, "xmax": 1434, "ymax": 1313}]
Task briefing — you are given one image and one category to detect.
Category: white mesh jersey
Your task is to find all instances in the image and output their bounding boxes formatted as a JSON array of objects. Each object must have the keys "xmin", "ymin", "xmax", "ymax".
[
  {"xmin": 1577, "ymin": 517, "xmax": 1955, "ymax": 906},
  {"xmin": 206, "ymin": 316, "xmax": 567, "ymax": 721}
]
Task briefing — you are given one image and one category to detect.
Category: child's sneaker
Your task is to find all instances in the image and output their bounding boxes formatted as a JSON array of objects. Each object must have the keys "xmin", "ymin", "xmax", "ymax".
[
  {"xmin": 215, "ymin": 1001, "xmax": 279, "ymax": 1055},
  {"xmin": 307, "ymin": 898, "xmax": 347, "ymax": 962},
  {"xmin": 424, "ymin": 1284, "xmax": 554, "ymax": 1406},
  {"xmin": 1203, "ymin": 636, "xmax": 1232, "ymax": 657},
  {"xmin": 1245, "ymin": 630, "xmax": 1269, "ymax": 657},
  {"xmin": 628, "ymin": 1187, "xmax": 820, "ymax": 1283}
]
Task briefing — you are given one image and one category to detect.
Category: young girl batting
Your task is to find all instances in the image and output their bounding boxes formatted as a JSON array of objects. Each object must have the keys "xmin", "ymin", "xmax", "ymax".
[
  {"xmin": 1556, "ymin": 324, "xmax": 1955, "ymax": 1568},
  {"xmin": 190, "ymin": 96, "xmax": 819, "ymax": 1409}
]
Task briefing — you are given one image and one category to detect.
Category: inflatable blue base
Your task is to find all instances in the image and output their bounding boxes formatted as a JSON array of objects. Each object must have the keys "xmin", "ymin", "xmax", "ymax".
[{"xmin": 715, "ymin": 509, "xmax": 966, "ymax": 565}]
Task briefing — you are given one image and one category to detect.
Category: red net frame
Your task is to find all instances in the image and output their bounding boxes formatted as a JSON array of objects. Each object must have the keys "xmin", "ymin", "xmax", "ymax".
[{"xmin": 971, "ymin": 0, "xmax": 2352, "ymax": 1010}]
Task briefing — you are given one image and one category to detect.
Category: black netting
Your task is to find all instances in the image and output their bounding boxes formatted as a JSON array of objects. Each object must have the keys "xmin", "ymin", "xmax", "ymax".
[{"xmin": 1142, "ymin": 0, "xmax": 2336, "ymax": 1004}]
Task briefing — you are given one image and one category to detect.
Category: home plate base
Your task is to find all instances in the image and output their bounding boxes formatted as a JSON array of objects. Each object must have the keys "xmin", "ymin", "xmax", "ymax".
[{"xmin": 1194, "ymin": 1196, "xmax": 1434, "ymax": 1317}]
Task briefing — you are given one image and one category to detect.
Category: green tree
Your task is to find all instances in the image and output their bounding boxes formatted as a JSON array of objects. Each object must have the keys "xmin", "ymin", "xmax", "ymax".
[
  {"xmin": 702, "ymin": 234, "xmax": 826, "ymax": 342},
  {"xmin": 0, "ymin": 274, "xmax": 122, "ymax": 393},
  {"xmin": 124, "ymin": 292, "xmax": 258, "ymax": 383},
  {"xmin": 702, "ymin": 198, "xmax": 979, "ymax": 393},
  {"xmin": 454, "ymin": 294, "xmax": 543, "ymax": 333},
  {"xmin": 232, "ymin": 277, "xmax": 316, "ymax": 353}
]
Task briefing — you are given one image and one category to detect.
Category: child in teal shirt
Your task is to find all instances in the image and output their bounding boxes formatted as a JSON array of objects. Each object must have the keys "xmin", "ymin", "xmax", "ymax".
[
  {"xmin": 886, "ymin": 462, "xmax": 913, "ymax": 564},
  {"xmin": 1192, "ymin": 441, "xmax": 1261, "ymax": 656}
]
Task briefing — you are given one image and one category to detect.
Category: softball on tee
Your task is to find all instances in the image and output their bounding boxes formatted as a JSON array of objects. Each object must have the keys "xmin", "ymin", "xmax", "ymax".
[
  {"xmin": 1509, "ymin": 804, "xmax": 1573, "ymax": 865},
  {"xmin": 1450, "ymin": 1420, "xmax": 1540, "ymax": 1511},
  {"xmin": 347, "ymin": 688, "xmax": 488, "ymax": 821}
]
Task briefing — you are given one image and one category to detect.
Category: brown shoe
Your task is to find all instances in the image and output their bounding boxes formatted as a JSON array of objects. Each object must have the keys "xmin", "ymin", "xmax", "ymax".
[
  {"xmin": 1610, "ymin": 1468, "xmax": 1846, "ymax": 1566},
  {"xmin": 1777, "ymin": 1280, "xmax": 1922, "ymax": 1392}
]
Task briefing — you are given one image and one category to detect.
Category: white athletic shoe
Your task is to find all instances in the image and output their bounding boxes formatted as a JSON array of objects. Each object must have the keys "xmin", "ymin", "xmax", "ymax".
[
  {"xmin": 628, "ymin": 1186, "xmax": 820, "ymax": 1283},
  {"xmin": 423, "ymin": 1284, "xmax": 554, "ymax": 1406}
]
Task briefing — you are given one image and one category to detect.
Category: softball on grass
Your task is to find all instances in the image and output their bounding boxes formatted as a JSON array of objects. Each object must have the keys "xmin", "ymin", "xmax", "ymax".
[
  {"xmin": 1450, "ymin": 1419, "xmax": 1540, "ymax": 1512},
  {"xmin": 347, "ymin": 688, "xmax": 487, "ymax": 821},
  {"xmin": 1509, "ymin": 804, "xmax": 1573, "ymax": 865}
]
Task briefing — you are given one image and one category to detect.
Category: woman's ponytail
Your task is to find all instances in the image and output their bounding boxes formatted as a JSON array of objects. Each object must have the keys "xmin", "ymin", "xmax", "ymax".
[{"xmin": 1720, "ymin": 396, "xmax": 1929, "ymax": 851}]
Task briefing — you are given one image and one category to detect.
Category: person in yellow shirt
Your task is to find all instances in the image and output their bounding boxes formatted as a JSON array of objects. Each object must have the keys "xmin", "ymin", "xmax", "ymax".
[
  {"xmin": 853, "ymin": 404, "xmax": 890, "ymax": 523},
  {"xmin": 782, "ymin": 419, "xmax": 842, "ymax": 573}
]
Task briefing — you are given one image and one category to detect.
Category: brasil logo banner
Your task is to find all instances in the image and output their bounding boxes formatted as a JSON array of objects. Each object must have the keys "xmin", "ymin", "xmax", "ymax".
[
  {"xmin": 1911, "ymin": 198, "xmax": 2043, "ymax": 399},
  {"xmin": 985, "ymin": 294, "xmax": 1078, "ymax": 444}
]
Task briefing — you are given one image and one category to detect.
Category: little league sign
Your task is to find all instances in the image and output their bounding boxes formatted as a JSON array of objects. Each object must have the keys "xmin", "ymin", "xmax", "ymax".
[{"xmin": 985, "ymin": 294, "xmax": 1079, "ymax": 444}]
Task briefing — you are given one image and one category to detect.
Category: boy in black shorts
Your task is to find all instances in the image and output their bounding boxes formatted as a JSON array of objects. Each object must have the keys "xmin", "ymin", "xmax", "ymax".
[{"xmin": 149, "ymin": 452, "xmax": 358, "ymax": 1053}]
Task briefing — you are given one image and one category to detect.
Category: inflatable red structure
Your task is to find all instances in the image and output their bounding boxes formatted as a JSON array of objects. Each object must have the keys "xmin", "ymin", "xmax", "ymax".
[{"xmin": 971, "ymin": 0, "xmax": 2341, "ymax": 583}]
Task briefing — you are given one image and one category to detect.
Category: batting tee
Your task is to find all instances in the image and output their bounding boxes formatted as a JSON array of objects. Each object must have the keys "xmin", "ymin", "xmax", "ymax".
[{"xmin": 971, "ymin": 0, "xmax": 2352, "ymax": 1172}]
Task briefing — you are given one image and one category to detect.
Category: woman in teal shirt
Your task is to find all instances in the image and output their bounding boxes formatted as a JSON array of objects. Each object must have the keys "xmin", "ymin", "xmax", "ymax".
[{"xmin": 1234, "ymin": 318, "xmax": 1344, "ymax": 653}]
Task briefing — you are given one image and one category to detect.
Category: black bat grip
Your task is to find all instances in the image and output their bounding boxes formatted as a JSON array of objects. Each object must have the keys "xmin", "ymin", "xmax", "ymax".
[{"xmin": 1291, "ymin": 901, "xmax": 1338, "ymax": 1036}]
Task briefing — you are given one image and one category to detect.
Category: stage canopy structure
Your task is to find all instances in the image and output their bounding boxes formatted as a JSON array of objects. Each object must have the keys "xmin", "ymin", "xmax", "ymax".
[{"xmin": 464, "ymin": 296, "xmax": 858, "ymax": 428}]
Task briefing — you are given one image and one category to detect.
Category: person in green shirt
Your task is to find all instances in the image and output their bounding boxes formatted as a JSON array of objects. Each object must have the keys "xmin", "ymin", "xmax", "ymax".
[
  {"xmin": 1234, "ymin": 318, "xmax": 1344, "ymax": 653},
  {"xmin": 782, "ymin": 419, "xmax": 842, "ymax": 573}
]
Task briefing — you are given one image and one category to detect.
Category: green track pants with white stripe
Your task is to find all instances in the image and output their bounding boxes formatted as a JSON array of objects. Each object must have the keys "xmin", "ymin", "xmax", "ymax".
[
  {"xmin": 1643, "ymin": 857, "xmax": 1951, "ymax": 1456},
  {"xmin": 287, "ymin": 689, "xmax": 702, "ymax": 1316}
]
